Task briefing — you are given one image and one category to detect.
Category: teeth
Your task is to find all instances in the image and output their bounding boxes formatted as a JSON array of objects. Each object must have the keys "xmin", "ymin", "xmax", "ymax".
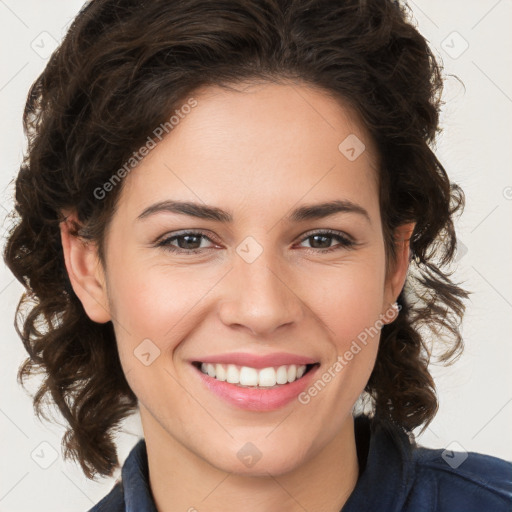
[
  {"xmin": 199, "ymin": 363, "xmax": 309, "ymax": 387},
  {"xmin": 258, "ymin": 367, "xmax": 276, "ymax": 387}
]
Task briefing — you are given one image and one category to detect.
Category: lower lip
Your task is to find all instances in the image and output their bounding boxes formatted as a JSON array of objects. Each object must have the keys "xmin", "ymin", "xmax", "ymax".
[{"xmin": 192, "ymin": 364, "xmax": 320, "ymax": 411}]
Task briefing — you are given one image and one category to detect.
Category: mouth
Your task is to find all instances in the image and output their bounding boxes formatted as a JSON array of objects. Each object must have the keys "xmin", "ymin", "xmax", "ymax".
[{"xmin": 191, "ymin": 361, "xmax": 320, "ymax": 389}]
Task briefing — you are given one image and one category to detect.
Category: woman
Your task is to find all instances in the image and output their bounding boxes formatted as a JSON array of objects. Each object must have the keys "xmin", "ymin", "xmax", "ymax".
[{"xmin": 4, "ymin": 0, "xmax": 511, "ymax": 511}]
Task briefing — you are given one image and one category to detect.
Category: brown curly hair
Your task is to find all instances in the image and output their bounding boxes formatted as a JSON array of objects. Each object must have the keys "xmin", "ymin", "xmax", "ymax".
[{"xmin": 3, "ymin": 0, "xmax": 470, "ymax": 480}]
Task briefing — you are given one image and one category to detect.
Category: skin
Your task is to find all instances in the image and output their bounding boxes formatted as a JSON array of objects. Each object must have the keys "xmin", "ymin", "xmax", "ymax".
[{"xmin": 60, "ymin": 81, "xmax": 414, "ymax": 512}]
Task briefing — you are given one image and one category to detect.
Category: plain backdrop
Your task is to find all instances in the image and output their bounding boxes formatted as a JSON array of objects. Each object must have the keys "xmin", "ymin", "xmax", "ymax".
[{"xmin": 1, "ymin": 1, "xmax": 511, "ymax": 511}]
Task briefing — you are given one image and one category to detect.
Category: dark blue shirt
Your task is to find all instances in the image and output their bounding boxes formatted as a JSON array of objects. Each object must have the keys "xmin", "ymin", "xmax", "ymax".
[{"xmin": 88, "ymin": 414, "xmax": 512, "ymax": 511}]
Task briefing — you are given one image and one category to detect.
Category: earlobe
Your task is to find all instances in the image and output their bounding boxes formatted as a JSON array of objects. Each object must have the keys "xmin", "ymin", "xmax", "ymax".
[
  {"xmin": 381, "ymin": 222, "xmax": 416, "ymax": 323},
  {"xmin": 59, "ymin": 211, "xmax": 111, "ymax": 324}
]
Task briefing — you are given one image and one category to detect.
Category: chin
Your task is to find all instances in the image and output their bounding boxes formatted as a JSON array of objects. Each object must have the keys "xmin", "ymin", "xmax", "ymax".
[{"xmin": 206, "ymin": 443, "xmax": 307, "ymax": 477}]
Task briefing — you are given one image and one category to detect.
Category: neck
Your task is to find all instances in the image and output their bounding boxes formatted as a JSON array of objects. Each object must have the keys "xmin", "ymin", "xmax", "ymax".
[{"xmin": 141, "ymin": 407, "xmax": 360, "ymax": 512}]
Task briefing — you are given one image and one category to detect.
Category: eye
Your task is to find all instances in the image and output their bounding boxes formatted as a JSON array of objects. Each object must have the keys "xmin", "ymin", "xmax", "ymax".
[
  {"xmin": 156, "ymin": 230, "xmax": 218, "ymax": 254},
  {"xmin": 296, "ymin": 229, "xmax": 356, "ymax": 253}
]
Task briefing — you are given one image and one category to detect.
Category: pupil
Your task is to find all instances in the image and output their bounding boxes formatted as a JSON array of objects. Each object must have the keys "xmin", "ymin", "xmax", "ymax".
[
  {"xmin": 310, "ymin": 235, "xmax": 330, "ymax": 249},
  {"xmin": 180, "ymin": 235, "xmax": 200, "ymax": 249}
]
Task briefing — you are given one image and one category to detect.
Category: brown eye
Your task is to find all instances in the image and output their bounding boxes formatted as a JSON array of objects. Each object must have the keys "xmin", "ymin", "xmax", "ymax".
[
  {"xmin": 297, "ymin": 230, "xmax": 356, "ymax": 253},
  {"xmin": 156, "ymin": 231, "xmax": 217, "ymax": 254}
]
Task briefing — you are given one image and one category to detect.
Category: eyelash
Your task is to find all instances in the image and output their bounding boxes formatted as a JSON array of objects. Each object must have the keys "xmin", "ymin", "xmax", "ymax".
[{"xmin": 155, "ymin": 229, "xmax": 356, "ymax": 255}]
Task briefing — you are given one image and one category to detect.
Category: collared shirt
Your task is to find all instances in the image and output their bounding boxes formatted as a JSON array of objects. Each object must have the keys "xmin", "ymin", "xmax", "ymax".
[{"xmin": 88, "ymin": 414, "xmax": 512, "ymax": 511}]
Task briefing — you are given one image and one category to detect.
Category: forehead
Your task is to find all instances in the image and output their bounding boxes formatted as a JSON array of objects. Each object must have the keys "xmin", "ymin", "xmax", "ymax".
[{"xmin": 117, "ymin": 81, "xmax": 380, "ymax": 224}]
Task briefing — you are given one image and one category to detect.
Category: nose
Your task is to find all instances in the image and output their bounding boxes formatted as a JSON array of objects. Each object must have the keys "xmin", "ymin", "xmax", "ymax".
[{"xmin": 217, "ymin": 249, "xmax": 304, "ymax": 337}]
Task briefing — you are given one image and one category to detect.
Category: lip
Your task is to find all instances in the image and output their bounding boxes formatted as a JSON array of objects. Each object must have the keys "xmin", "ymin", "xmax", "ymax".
[
  {"xmin": 191, "ymin": 362, "xmax": 320, "ymax": 411},
  {"xmin": 190, "ymin": 351, "xmax": 318, "ymax": 369}
]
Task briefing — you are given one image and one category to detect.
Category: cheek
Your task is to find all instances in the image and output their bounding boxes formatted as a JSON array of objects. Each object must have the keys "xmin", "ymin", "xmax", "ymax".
[
  {"xmin": 310, "ymin": 257, "xmax": 387, "ymax": 345},
  {"xmin": 107, "ymin": 253, "xmax": 196, "ymax": 332},
  {"xmin": 106, "ymin": 258, "xmax": 218, "ymax": 371},
  {"xmin": 106, "ymin": 265, "xmax": 193, "ymax": 406},
  {"xmin": 304, "ymin": 257, "xmax": 386, "ymax": 401}
]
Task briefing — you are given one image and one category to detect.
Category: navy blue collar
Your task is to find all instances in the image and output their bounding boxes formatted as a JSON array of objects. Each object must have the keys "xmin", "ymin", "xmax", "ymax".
[
  {"xmin": 121, "ymin": 434, "xmax": 158, "ymax": 512},
  {"xmin": 342, "ymin": 416, "xmax": 414, "ymax": 510}
]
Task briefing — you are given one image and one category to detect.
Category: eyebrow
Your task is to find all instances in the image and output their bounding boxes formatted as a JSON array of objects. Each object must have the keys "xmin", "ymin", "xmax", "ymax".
[{"xmin": 136, "ymin": 199, "xmax": 371, "ymax": 225}]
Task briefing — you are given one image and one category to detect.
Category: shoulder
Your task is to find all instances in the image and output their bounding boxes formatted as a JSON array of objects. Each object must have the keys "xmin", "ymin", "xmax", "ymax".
[
  {"xmin": 406, "ymin": 445, "xmax": 512, "ymax": 512},
  {"xmin": 86, "ymin": 479, "xmax": 124, "ymax": 512},
  {"xmin": 342, "ymin": 416, "xmax": 511, "ymax": 512}
]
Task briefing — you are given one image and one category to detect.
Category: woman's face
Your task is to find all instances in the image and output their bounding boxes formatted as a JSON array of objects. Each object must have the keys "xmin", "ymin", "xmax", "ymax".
[{"xmin": 63, "ymin": 81, "xmax": 412, "ymax": 476}]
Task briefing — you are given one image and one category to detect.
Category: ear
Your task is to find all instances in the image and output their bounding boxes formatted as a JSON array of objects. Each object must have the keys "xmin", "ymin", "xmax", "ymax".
[
  {"xmin": 381, "ymin": 222, "xmax": 416, "ymax": 323},
  {"xmin": 59, "ymin": 210, "xmax": 111, "ymax": 323}
]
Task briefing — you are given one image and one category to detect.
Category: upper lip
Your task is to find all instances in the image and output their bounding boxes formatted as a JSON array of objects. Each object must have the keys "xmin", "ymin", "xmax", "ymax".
[{"xmin": 192, "ymin": 352, "xmax": 318, "ymax": 369}]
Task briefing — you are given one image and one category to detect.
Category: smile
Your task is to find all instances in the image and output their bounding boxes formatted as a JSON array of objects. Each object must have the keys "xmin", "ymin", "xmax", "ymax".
[
  {"xmin": 191, "ymin": 361, "xmax": 321, "ymax": 411},
  {"xmin": 193, "ymin": 362, "xmax": 318, "ymax": 388}
]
